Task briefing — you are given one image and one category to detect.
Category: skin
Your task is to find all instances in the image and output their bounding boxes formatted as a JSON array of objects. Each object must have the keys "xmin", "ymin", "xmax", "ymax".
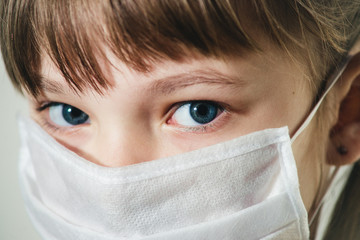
[{"xmin": 27, "ymin": 35, "xmax": 360, "ymax": 232}]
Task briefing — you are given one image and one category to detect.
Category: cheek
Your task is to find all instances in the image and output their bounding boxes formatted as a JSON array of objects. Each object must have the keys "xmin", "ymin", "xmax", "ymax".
[
  {"xmin": 258, "ymin": 84, "xmax": 317, "ymax": 210},
  {"xmin": 49, "ymin": 131, "xmax": 97, "ymax": 163},
  {"xmin": 242, "ymin": 88, "xmax": 313, "ymax": 136},
  {"xmin": 271, "ymin": 86, "xmax": 314, "ymax": 135}
]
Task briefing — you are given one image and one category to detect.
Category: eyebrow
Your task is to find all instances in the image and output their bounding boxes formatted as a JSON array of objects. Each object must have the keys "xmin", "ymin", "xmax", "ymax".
[
  {"xmin": 39, "ymin": 77, "xmax": 70, "ymax": 95},
  {"xmin": 149, "ymin": 69, "xmax": 244, "ymax": 95},
  {"xmin": 39, "ymin": 69, "xmax": 244, "ymax": 95}
]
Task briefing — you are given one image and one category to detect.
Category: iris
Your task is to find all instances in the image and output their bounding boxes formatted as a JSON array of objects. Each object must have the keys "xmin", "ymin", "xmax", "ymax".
[
  {"xmin": 62, "ymin": 104, "xmax": 89, "ymax": 125},
  {"xmin": 189, "ymin": 102, "xmax": 218, "ymax": 124}
]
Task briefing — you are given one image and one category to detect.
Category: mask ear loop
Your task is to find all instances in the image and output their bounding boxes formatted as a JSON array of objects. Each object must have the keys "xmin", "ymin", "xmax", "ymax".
[{"xmin": 289, "ymin": 54, "xmax": 353, "ymax": 227}]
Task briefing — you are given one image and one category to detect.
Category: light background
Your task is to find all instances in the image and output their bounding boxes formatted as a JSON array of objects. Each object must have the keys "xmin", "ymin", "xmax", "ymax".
[{"xmin": 0, "ymin": 56, "xmax": 41, "ymax": 239}]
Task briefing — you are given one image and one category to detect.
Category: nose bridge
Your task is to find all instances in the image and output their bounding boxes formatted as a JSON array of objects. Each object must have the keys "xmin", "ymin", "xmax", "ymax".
[{"xmin": 90, "ymin": 120, "xmax": 156, "ymax": 167}]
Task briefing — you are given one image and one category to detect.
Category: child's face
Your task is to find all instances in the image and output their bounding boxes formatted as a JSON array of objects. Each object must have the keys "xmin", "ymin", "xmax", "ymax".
[{"xmin": 29, "ymin": 38, "xmax": 319, "ymax": 211}]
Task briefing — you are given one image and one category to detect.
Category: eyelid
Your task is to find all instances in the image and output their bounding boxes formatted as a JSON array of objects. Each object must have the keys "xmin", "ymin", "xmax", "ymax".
[
  {"xmin": 172, "ymin": 100, "xmax": 228, "ymax": 112},
  {"xmin": 167, "ymin": 100, "xmax": 229, "ymax": 133},
  {"xmin": 33, "ymin": 101, "xmax": 89, "ymax": 136},
  {"xmin": 170, "ymin": 110, "xmax": 230, "ymax": 134},
  {"xmin": 36, "ymin": 101, "xmax": 62, "ymax": 112},
  {"xmin": 40, "ymin": 118, "xmax": 85, "ymax": 136}
]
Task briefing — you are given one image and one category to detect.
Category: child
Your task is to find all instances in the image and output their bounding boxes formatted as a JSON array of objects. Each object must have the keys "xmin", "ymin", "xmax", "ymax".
[{"xmin": 1, "ymin": 0, "xmax": 360, "ymax": 239}]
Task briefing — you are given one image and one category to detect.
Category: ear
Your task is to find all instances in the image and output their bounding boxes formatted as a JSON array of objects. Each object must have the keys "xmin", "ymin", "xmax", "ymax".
[{"xmin": 327, "ymin": 52, "xmax": 360, "ymax": 166}]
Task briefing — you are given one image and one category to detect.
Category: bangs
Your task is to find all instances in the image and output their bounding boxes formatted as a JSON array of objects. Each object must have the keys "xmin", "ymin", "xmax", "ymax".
[
  {"xmin": 1, "ymin": 0, "xmax": 357, "ymax": 97},
  {"xmin": 5, "ymin": 0, "xmax": 258, "ymax": 97}
]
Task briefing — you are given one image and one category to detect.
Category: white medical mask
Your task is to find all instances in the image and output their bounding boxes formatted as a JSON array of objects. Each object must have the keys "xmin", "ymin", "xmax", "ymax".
[
  {"xmin": 18, "ymin": 55, "xmax": 351, "ymax": 240},
  {"xmin": 19, "ymin": 119, "xmax": 308, "ymax": 240}
]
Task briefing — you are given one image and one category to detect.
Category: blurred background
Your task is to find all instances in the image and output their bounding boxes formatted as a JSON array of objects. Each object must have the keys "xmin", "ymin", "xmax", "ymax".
[{"xmin": 0, "ymin": 56, "xmax": 41, "ymax": 239}]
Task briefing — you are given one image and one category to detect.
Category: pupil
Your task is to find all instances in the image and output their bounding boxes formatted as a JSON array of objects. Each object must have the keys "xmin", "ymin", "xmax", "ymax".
[
  {"xmin": 196, "ymin": 105, "xmax": 208, "ymax": 116},
  {"xmin": 190, "ymin": 102, "xmax": 218, "ymax": 124},
  {"xmin": 63, "ymin": 104, "xmax": 89, "ymax": 125}
]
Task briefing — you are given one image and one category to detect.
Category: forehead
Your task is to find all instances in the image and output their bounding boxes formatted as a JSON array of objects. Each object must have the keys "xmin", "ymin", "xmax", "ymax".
[
  {"xmin": 38, "ymin": 51, "xmax": 241, "ymax": 95},
  {"xmin": 36, "ymin": 43, "xmax": 261, "ymax": 99},
  {"xmin": 37, "ymin": 8, "xmax": 306, "ymax": 99},
  {"xmin": 22, "ymin": 1, "xmax": 268, "ymax": 97},
  {"xmin": 38, "ymin": 36, "xmax": 302, "ymax": 102},
  {"xmin": 6, "ymin": 0, "xmax": 353, "ymax": 102},
  {"xmin": 14, "ymin": 0, "xmax": 322, "ymax": 99}
]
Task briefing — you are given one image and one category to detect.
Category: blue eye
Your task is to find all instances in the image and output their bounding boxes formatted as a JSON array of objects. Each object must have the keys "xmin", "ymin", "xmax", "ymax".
[
  {"xmin": 49, "ymin": 103, "xmax": 89, "ymax": 126},
  {"xmin": 173, "ymin": 101, "xmax": 221, "ymax": 126}
]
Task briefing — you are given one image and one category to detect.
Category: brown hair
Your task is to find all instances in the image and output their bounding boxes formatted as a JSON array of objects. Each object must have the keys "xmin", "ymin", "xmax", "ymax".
[
  {"xmin": 1, "ymin": 0, "xmax": 359, "ymax": 97},
  {"xmin": 2, "ymin": 0, "xmax": 360, "ymax": 238}
]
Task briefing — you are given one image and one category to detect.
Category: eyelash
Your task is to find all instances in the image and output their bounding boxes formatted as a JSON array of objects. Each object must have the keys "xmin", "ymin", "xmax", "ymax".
[
  {"xmin": 36, "ymin": 101, "xmax": 58, "ymax": 112},
  {"xmin": 167, "ymin": 101, "xmax": 229, "ymax": 133},
  {"xmin": 34, "ymin": 100, "xmax": 230, "ymax": 134},
  {"xmin": 35, "ymin": 102, "xmax": 83, "ymax": 135},
  {"xmin": 38, "ymin": 117, "xmax": 63, "ymax": 134}
]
